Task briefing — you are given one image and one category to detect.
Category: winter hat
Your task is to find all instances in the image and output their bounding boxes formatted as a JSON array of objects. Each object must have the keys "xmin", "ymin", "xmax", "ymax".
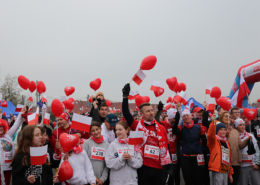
[
  {"xmin": 167, "ymin": 108, "xmax": 177, "ymax": 119},
  {"xmin": 58, "ymin": 112, "xmax": 70, "ymax": 122},
  {"xmin": 234, "ymin": 118, "xmax": 245, "ymax": 128},
  {"xmin": 216, "ymin": 123, "xmax": 226, "ymax": 134},
  {"xmin": 182, "ymin": 109, "xmax": 191, "ymax": 117},
  {"xmin": 0, "ymin": 119, "xmax": 9, "ymax": 134},
  {"xmin": 193, "ymin": 107, "xmax": 203, "ymax": 113},
  {"xmin": 96, "ymin": 91, "xmax": 104, "ymax": 99}
]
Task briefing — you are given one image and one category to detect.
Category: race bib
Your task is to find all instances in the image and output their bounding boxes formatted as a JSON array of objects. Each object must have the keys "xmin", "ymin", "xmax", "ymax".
[
  {"xmin": 222, "ymin": 147, "xmax": 229, "ymax": 165},
  {"xmin": 4, "ymin": 151, "xmax": 12, "ymax": 163},
  {"xmin": 91, "ymin": 147, "xmax": 106, "ymax": 161},
  {"xmin": 197, "ymin": 154, "xmax": 205, "ymax": 166},
  {"xmin": 257, "ymin": 129, "xmax": 260, "ymax": 137},
  {"xmin": 242, "ymin": 154, "xmax": 253, "ymax": 163},
  {"xmin": 117, "ymin": 145, "xmax": 135, "ymax": 158},
  {"xmin": 171, "ymin": 154, "xmax": 177, "ymax": 164},
  {"xmin": 144, "ymin": 145, "xmax": 159, "ymax": 159}
]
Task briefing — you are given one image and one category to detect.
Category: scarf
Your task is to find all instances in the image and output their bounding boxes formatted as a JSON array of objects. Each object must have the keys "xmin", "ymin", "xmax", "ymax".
[
  {"xmin": 239, "ymin": 131, "xmax": 250, "ymax": 140},
  {"xmin": 72, "ymin": 144, "xmax": 83, "ymax": 154},
  {"xmin": 91, "ymin": 136, "xmax": 104, "ymax": 144},
  {"xmin": 0, "ymin": 134, "xmax": 4, "ymax": 138},
  {"xmin": 216, "ymin": 135, "xmax": 227, "ymax": 143},
  {"xmin": 184, "ymin": 121, "xmax": 194, "ymax": 129},
  {"xmin": 135, "ymin": 119, "xmax": 172, "ymax": 166},
  {"xmin": 117, "ymin": 138, "xmax": 128, "ymax": 144}
]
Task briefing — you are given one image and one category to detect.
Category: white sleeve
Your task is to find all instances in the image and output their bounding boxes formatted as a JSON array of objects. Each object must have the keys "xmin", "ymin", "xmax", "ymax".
[
  {"xmin": 127, "ymin": 151, "xmax": 143, "ymax": 169},
  {"xmin": 84, "ymin": 153, "xmax": 96, "ymax": 185},
  {"xmin": 6, "ymin": 113, "xmax": 23, "ymax": 137},
  {"xmin": 105, "ymin": 144, "xmax": 126, "ymax": 170}
]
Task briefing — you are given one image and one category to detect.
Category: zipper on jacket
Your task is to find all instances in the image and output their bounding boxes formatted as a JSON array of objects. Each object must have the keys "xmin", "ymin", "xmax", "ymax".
[{"xmin": 212, "ymin": 153, "xmax": 217, "ymax": 163}]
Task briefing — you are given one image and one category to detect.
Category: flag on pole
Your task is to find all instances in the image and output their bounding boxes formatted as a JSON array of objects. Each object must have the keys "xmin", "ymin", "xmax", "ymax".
[
  {"xmin": 71, "ymin": 113, "xmax": 92, "ymax": 133},
  {"xmin": 205, "ymin": 85, "xmax": 212, "ymax": 95},
  {"xmin": 30, "ymin": 145, "xmax": 48, "ymax": 165},
  {"xmin": 150, "ymin": 81, "xmax": 160, "ymax": 92},
  {"xmin": 28, "ymin": 106, "xmax": 33, "ymax": 111},
  {"xmin": 132, "ymin": 69, "xmax": 146, "ymax": 85},
  {"xmin": 188, "ymin": 99, "xmax": 194, "ymax": 110},
  {"xmin": 43, "ymin": 113, "xmax": 50, "ymax": 125},
  {"xmin": 28, "ymin": 92, "xmax": 33, "ymax": 102},
  {"xmin": 41, "ymin": 93, "xmax": 47, "ymax": 103},
  {"xmin": 128, "ymin": 131, "xmax": 144, "ymax": 145},
  {"xmin": 35, "ymin": 107, "xmax": 39, "ymax": 124},
  {"xmin": 129, "ymin": 91, "xmax": 139, "ymax": 100},
  {"xmin": 15, "ymin": 104, "xmax": 25, "ymax": 112},
  {"xmin": 174, "ymin": 91, "xmax": 187, "ymax": 105},
  {"xmin": 28, "ymin": 113, "xmax": 36, "ymax": 125},
  {"xmin": 207, "ymin": 98, "xmax": 216, "ymax": 113}
]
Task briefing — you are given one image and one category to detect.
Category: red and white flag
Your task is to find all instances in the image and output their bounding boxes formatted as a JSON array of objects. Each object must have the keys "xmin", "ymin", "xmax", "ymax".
[
  {"xmin": 188, "ymin": 99, "xmax": 194, "ymax": 110},
  {"xmin": 174, "ymin": 91, "xmax": 187, "ymax": 105},
  {"xmin": 30, "ymin": 145, "xmax": 47, "ymax": 165},
  {"xmin": 28, "ymin": 92, "xmax": 33, "ymax": 102},
  {"xmin": 164, "ymin": 103, "xmax": 172, "ymax": 110},
  {"xmin": 182, "ymin": 94, "xmax": 189, "ymax": 106},
  {"xmin": 150, "ymin": 81, "xmax": 160, "ymax": 92},
  {"xmin": 71, "ymin": 113, "xmax": 92, "ymax": 133},
  {"xmin": 43, "ymin": 113, "xmax": 50, "ymax": 125},
  {"xmin": 28, "ymin": 106, "xmax": 33, "ymax": 111},
  {"xmin": 205, "ymin": 85, "xmax": 212, "ymax": 95},
  {"xmin": 231, "ymin": 74, "xmax": 251, "ymax": 108},
  {"xmin": 85, "ymin": 112, "xmax": 89, "ymax": 116},
  {"xmin": 132, "ymin": 69, "xmax": 146, "ymax": 85},
  {"xmin": 15, "ymin": 104, "xmax": 25, "ymax": 112},
  {"xmin": 59, "ymin": 96, "xmax": 66, "ymax": 103},
  {"xmin": 35, "ymin": 107, "xmax": 39, "ymax": 124},
  {"xmin": 129, "ymin": 91, "xmax": 139, "ymax": 100},
  {"xmin": 207, "ymin": 98, "xmax": 215, "ymax": 113},
  {"xmin": 28, "ymin": 113, "xmax": 36, "ymax": 125},
  {"xmin": 128, "ymin": 131, "xmax": 144, "ymax": 145},
  {"xmin": 41, "ymin": 93, "xmax": 47, "ymax": 103}
]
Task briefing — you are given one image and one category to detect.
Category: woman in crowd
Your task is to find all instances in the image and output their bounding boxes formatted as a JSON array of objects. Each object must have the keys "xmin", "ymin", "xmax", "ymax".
[
  {"xmin": 83, "ymin": 121, "xmax": 110, "ymax": 185},
  {"xmin": 105, "ymin": 121, "xmax": 143, "ymax": 185}
]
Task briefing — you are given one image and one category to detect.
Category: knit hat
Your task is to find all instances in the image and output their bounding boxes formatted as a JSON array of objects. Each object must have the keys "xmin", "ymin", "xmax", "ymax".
[
  {"xmin": 234, "ymin": 118, "xmax": 245, "ymax": 128},
  {"xmin": 216, "ymin": 123, "xmax": 226, "ymax": 134},
  {"xmin": 58, "ymin": 113, "xmax": 70, "ymax": 122},
  {"xmin": 0, "ymin": 119, "xmax": 9, "ymax": 134},
  {"xmin": 167, "ymin": 108, "xmax": 177, "ymax": 119},
  {"xmin": 96, "ymin": 91, "xmax": 104, "ymax": 99},
  {"xmin": 182, "ymin": 109, "xmax": 191, "ymax": 117}
]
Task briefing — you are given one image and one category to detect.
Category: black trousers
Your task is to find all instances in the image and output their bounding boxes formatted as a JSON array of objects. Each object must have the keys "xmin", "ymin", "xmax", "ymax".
[
  {"xmin": 166, "ymin": 162, "xmax": 181, "ymax": 185},
  {"xmin": 137, "ymin": 165, "xmax": 163, "ymax": 185},
  {"xmin": 181, "ymin": 156, "xmax": 204, "ymax": 185},
  {"xmin": 228, "ymin": 166, "xmax": 241, "ymax": 185}
]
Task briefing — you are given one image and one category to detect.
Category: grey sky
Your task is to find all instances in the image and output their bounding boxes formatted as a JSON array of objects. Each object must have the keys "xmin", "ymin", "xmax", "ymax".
[{"xmin": 0, "ymin": 1, "xmax": 259, "ymax": 105}]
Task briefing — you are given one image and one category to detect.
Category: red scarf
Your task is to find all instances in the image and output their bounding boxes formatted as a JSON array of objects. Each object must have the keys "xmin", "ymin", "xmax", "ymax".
[
  {"xmin": 239, "ymin": 131, "xmax": 250, "ymax": 140},
  {"xmin": 91, "ymin": 136, "xmax": 104, "ymax": 144},
  {"xmin": 117, "ymin": 138, "xmax": 128, "ymax": 144},
  {"xmin": 216, "ymin": 135, "xmax": 227, "ymax": 143},
  {"xmin": 184, "ymin": 121, "xmax": 194, "ymax": 129},
  {"xmin": 72, "ymin": 144, "xmax": 83, "ymax": 154}
]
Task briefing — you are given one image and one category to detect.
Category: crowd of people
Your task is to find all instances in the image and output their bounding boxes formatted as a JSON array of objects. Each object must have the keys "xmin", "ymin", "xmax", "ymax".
[{"xmin": 0, "ymin": 83, "xmax": 259, "ymax": 185}]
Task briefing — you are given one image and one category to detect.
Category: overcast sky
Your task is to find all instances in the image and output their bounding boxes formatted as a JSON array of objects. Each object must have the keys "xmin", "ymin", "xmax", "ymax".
[{"xmin": 0, "ymin": 1, "xmax": 259, "ymax": 105}]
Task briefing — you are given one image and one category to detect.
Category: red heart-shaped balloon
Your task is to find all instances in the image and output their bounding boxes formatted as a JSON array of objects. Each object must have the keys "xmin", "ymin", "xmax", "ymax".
[
  {"xmin": 58, "ymin": 161, "xmax": 73, "ymax": 182},
  {"xmin": 63, "ymin": 99, "xmax": 74, "ymax": 110},
  {"xmin": 88, "ymin": 95, "xmax": 94, "ymax": 103},
  {"xmin": 210, "ymin": 87, "xmax": 221, "ymax": 99},
  {"xmin": 166, "ymin": 77, "xmax": 177, "ymax": 89},
  {"xmin": 140, "ymin": 55, "xmax": 157, "ymax": 70},
  {"xmin": 179, "ymin": 82, "xmax": 186, "ymax": 92},
  {"xmin": 243, "ymin": 108, "xmax": 257, "ymax": 121},
  {"xmin": 37, "ymin": 81, "xmax": 46, "ymax": 94},
  {"xmin": 18, "ymin": 75, "xmax": 30, "ymax": 90},
  {"xmin": 64, "ymin": 86, "xmax": 75, "ymax": 96},
  {"xmin": 59, "ymin": 133, "xmax": 79, "ymax": 153},
  {"xmin": 51, "ymin": 99, "xmax": 64, "ymax": 117},
  {"xmin": 217, "ymin": 96, "xmax": 231, "ymax": 111},
  {"xmin": 174, "ymin": 82, "xmax": 180, "ymax": 93},
  {"xmin": 154, "ymin": 87, "xmax": 164, "ymax": 97},
  {"xmin": 135, "ymin": 95, "xmax": 150, "ymax": 108},
  {"xmin": 105, "ymin": 99, "xmax": 111, "ymax": 107},
  {"xmin": 29, "ymin": 81, "xmax": 36, "ymax": 93},
  {"xmin": 2, "ymin": 112, "xmax": 6, "ymax": 116},
  {"xmin": 1, "ymin": 101, "xmax": 7, "ymax": 107},
  {"xmin": 166, "ymin": 97, "xmax": 172, "ymax": 103},
  {"xmin": 257, "ymin": 99, "xmax": 260, "ymax": 103},
  {"xmin": 68, "ymin": 97, "xmax": 74, "ymax": 102},
  {"xmin": 89, "ymin": 78, "xmax": 101, "ymax": 91}
]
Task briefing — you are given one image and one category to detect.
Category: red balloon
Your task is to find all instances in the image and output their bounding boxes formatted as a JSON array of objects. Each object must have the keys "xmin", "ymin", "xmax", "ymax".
[
  {"xmin": 154, "ymin": 87, "xmax": 164, "ymax": 97},
  {"xmin": 1, "ymin": 101, "xmax": 7, "ymax": 107},
  {"xmin": 90, "ymin": 78, "xmax": 101, "ymax": 91},
  {"xmin": 210, "ymin": 87, "xmax": 221, "ymax": 99},
  {"xmin": 51, "ymin": 99, "xmax": 64, "ymax": 117},
  {"xmin": 179, "ymin": 83, "xmax": 186, "ymax": 92},
  {"xmin": 58, "ymin": 161, "xmax": 73, "ymax": 182},
  {"xmin": 2, "ymin": 112, "xmax": 6, "ymax": 116},
  {"xmin": 59, "ymin": 133, "xmax": 79, "ymax": 153},
  {"xmin": 135, "ymin": 95, "xmax": 150, "ymax": 108},
  {"xmin": 174, "ymin": 83, "xmax": 180, "ymax": 93},
  {"xmin": 217, "ymin": 96, "xmax": 231, "ymax": 111},
  {"xmin": 18, "ymin": 75, "xmax": 30, "ymax": 90},
  {"xmin": 37, "ymin": 81, "xmax": 46, "ymax": 94},
  {"xmin": 64, "ymin": 86, "xmax": 75, "ymax": 96},
  {"xmin": 166, "ymin": 97, "xmax": 172, "ymax": 103},
  {"xmin": 29, "ymin": 81, "xmax": 36, "ymax": 93},
  {"xmin": 168, "ymin": 85, "xmax": 175, "ymax": 92},
  {"xmin": 116, "ymin": 109, "xmax": 120, "ymax": 113},
  {"xmin": 105, "ymin": 99, "xmax": 111, "ymax": 107},
  {"xmin": 140, "ymin": 55, "xmax": 157, "ymax": 70},
  {"xmin": 68, "ymin": 97, "xmax": 74, "ymax": 102},
  {"xmin": 258, "ymin": 99, "xmax": 260, "ymax": 103},
  {"xmin": 88, "ymin": 95, "xmax": 93, "ymax": 103},
  {"xmin": 243, "ymin": 108, "xmax": 257, "ymax": 121},
  {"xmin": 166, "ymin": 77, "xmax": 177, "ymax": 89},
  {"xmin": 53, "ymin": 122, "xmax": 57, "ymax": 128},
  {"xmin": 63, "ymin": 99, "xmax": 74, "ymax": 110}
]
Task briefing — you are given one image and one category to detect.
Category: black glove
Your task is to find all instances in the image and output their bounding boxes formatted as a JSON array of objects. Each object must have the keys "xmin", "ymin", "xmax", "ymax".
[
  {"xmin": 157, "ymin": 101, "xmax": 164, "ymax": 111},
  {"xmin": 175, "ymin": 112, "xmax": 180, "ymax": 124},
  {"xmin": 247, "ymin": 139, "xmax": 256, "ymax": 155},
  {"xmin": 122, "ymin": 83, "xmax": 130, "ymax": 97}
]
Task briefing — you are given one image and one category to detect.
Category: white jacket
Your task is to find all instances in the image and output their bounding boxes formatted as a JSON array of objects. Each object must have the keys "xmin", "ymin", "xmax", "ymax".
[
  {"xmin": 105, "ymin": 139, "xmax": 143, "ymax": 185},
  {"xmin": 101, "ymin": 123, "xmax": 115, "ymax": 143},
  {"xmin": 60, "ymin": 150, "xmax": 96, "ymax": 185}
]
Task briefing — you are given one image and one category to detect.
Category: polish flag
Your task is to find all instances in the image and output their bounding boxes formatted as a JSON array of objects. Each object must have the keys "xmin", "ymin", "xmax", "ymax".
[
  {"xmin": 28, "ymin": 106, "xmax": 33, "ymax": 111},
  {"xmin": 188, "ymin": 99, "xmax": 194, "ymax": 110},
  {"xmin": 132, "ymin": 69, "xmax": 146, "ymax": 85},
  {"xmin": 28, "ymin": 113, "xmax": 37, "ymax": 125},
  {"xmin": 28, "ymin": 92, "xmax": 33, "ymax": 102},
  {"xmin": 128, "ymin": 131, "xmax": 144, "ymax": 145},
  {"xmin": 150, "ymin": 81, "xmax": 160, "ymax": 92},
  {"xmin": 30, "ymin": 145, "xmax": 47, "ymax": 165},
  {"xmin": 205, "ymin": 85, "xmax": 212, "ymax": 95},
  {"xmin": 174, "ymin": 91, "xmax": 186, "ymax": 105},
  {"xmin": 71, "ymin": 113, "xmax": 92, "ymax": 133},
  {"xmin": 43, "ymin": 113, "xmax": 50, "ymax": 125},
  {"xmin": 35, "ymin": 107, "xmax": 39, "ymax": 124},
  {"xmin": 207, "ymin": 98, "xmax": 215, "ymax": 113},
  {"xmin": 15, "ymin": 104, "xmax": 25, "ymax": 112},
  {"xmin": 59, "ymin": 96, "xmax": 66, "ymax": 103},
  {"xmin": 182, "ymin": 94, "xmax": 189, "ymax": 106},
  {"xmin": 41, "ymin": 93, "xmax": 47, "ymax": 103},
  {"xmin": 164, "ymin": 103, "xmax": 172, "ymax": 110},
  {"xmin": 129, "ymin": 91, "xmax": 139, "ymax": 100},
  {"xmin": 85, "ymin": 112, "xmax": 89, "ymax": 116},
  {"xmin": 231, "ymin": 74, "xmax": 251, "ymax": 108},
  {"xmin": 135, "ymin": 106, "xmax": 139, "ymax": 111}
]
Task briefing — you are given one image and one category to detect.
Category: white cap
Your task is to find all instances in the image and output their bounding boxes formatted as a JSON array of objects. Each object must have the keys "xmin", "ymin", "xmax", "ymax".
[
  {"xmin": 167, "ymin": 108, "xmax": 177, "ymax": 119},
  {"xmin": 182, "ymin": 109, "xmax": 191, "ymax": 117},
  {"xmin": 234, "ymin": 118, "xmax": 245, "ymax": 128}
]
